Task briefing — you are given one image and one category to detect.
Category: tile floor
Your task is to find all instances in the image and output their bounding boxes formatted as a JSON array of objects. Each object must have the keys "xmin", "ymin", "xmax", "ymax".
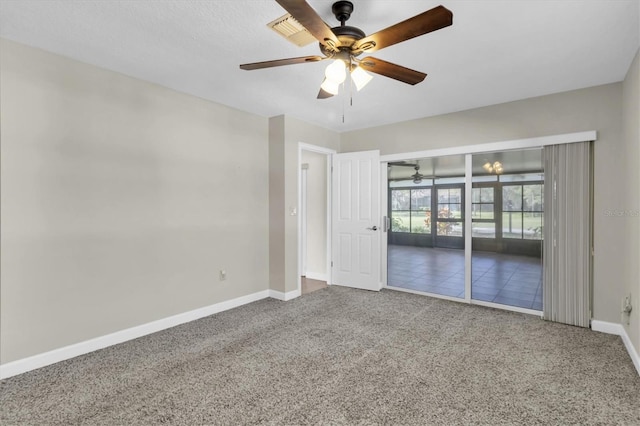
[
  {"xmin": 387, "ymin": 245, "xmax": 543, "ymax": 311},
  {"xmin": 301, "ymin": 277, "xmax": 327, "ymax": 295}
]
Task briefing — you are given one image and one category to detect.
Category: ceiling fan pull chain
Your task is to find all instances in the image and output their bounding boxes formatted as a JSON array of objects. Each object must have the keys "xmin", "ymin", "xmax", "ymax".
[
  {"xmin": 342, "ymin": 85, "xmax": 345, "ymax": 124},
  {"xmin": 349, "ymin": 56, "xmax": 353, "ymax": 107}
]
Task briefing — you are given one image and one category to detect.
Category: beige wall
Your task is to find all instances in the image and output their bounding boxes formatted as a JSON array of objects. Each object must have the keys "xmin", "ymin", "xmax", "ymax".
[
  {"xmin": 268, "ymin": 116, "xmax": 286, "ymax": 294},
  {"xmin": 0, "ymin": 39, "xmax": 270, "ymax": 363},
  {"xmin": 341, "ymin": 83, "xmax": 625, "ymax": 324},
  {"xmin": 622, "ymin": 48, "xmax": 640, "ymax": 354},
  {"xmin": 283, "ymin": 117, "xmax": 339, "ymax": 293},
  {"xmin": 268, "ymin": 115, "xmax": 339, "ymax": 293},
  {"xmin": 301, "ymin": 150, "xmax": 327, "ymax": 279}
]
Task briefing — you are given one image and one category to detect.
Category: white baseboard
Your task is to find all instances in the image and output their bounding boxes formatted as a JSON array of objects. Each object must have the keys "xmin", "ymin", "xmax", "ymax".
[
  {"xmin": 268, "ymin": 289, "xmax": 301, "ymax": 301},
  {"xmin": 0, "ymin": 289, "xmax": 271, "ymax": 380},
  {"xmin": 591, "ymin": 320, "xmax": 640, "ymax": 376},
  {"xmin": 304, "ymin": 272, "xmax": 327, "ymax": 282}
]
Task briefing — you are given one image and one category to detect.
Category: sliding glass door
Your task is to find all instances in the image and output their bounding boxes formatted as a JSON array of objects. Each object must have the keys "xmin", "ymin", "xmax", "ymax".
[
  {"xmin": 386, "ymin": 155, "xmax": 465, "ymax": 299},
  {"xmin": 470, "ymin": 150, "xmax": 544, "ymax": 312},
  {"xmin": 386, "ymin": 149, "xmax": 544, "ymax": 313}
]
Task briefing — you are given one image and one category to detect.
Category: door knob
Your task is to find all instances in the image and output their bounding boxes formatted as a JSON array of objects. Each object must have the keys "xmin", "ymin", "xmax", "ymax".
[{"xmin": 367, "ymin": 226, "xmax": 378, "ymax": 231}]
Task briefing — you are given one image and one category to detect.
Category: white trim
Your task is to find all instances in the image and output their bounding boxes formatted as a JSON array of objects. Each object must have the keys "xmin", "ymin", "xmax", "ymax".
[
  {"xmin": 591, "ymin": 319, "xmax": 624, "ymax": 335},
  {"xmin": 301, "ymin": 167, "xmax": 308, "ymax": 277},
  {"xmin": 385, "ymin": 285, "xmax": 464, "ymax": 303},
  {"xmin": 380, "ymin": 131, "xmax": 597, "ymax": 163},
  {"xmin": 380, "ymin": 162, "xmax": 389, "ymax": 288},
  {"xmin": 0, "ymin": 289, "xmax": 270, "ymax": 380},
  {"xmin": 326, "ymin": 154, "xmax": 333, "ymax": 286},
  {"xmin": 470, "ymin": 299, "xmax": 543, "ymax": 317},
  {"xmin": 304, "ymin": 272, "xmax": 328, "ymax": 282},
  {"xmin": 269, "ymin": 289, "xmax": 301, "ymax": 301},
  {"xmin": 591, "ymin": 320, "xmax": 640, "ymax": 376},
  {"xmin": 299, "ymin": 143, "xmax": 337, "ymax": 155},
  {"xmin": 385, "ymin": 285, "xmax": 544, "ymax": 316},
  {"xmin": 464, "ymin": 154, "xmax": 472, "ymax": 303},
  {"xmin": 298, "ymin": 143, "xmax": 336, "ymax": 294}
]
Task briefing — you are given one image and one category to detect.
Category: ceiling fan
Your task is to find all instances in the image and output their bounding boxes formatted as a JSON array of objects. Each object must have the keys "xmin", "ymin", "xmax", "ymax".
[
  {"xmin": 388, "ymin": 162, "xmax": 427, "ymax": 184},
  {"xmin": 411, "ymin": 165, "xmax": 424, "ymax": 184},
  {"xmin": 240, "ymin": 0, "xmax": 453, "ymax": 99}
]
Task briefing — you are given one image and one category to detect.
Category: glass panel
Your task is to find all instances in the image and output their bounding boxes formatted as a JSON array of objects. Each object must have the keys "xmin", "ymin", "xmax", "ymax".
[
  {"xmin": 523, "ymin": 212, "xmax": 543, "ymax": 240},
  {"xmin": 472, "ymin": 188, "xmax": 481, "ymax": 203},
  {"xmin": 499, "ymin": 172, "xmax": 544, "ymax": 182},
  {"xmin": 387, "ymin": 154, "xmax": 465, "ymax": 300},
  {"xmin": 435, "ymin": 176, "xmax": 465, "ymax": 185},
  {"xmin": 438, "ymin": 204, "xmax": 452, "ymax": 219},
  {"xmin": 472, "ymin": 149, "xmax": 543, "ymax": 312},
  {"xmin": 411, "ymin": 211, "xmax": 430, "ymax": 233},
  {"xmin": 472, "ymin": 175, "xmax": 498, "ymax": 183},
  {"xmin": 391, "ymin": 190, "xmax": 410, "ymax": 210},
  {"xmin": 438, "ymin": 188, "xmax": 450, "ymax": 204},
  {"xmin": 437, "ymin": 221, "xmax": 463, "ymax": 236},
  {"xmin": 472, "ymin": 222, "xmax": 495, "ymax": 238},
  {"xmin": 480, "ymin": 203, "xmax": 494, "ymax": 219},
  {"xmin": 503, "ymin": 185, "xmax": 522, "ymax": 211},
  {"xmin": 481, "ymin": 187, "xmax": 494, "ymax": 202},
  {"xmin": 502, "ymin": 211, "xmax": 523, "ymax": 238},
  {"xmin": 449, "ymin": 203, "xmax": 462, "ymax": 219},
  {"xmin": 523, "ymin": 184, "xmax": 543, "ymax": 212},
  {"xmin": 471, "ymin": 204, "xmax": 481, "ymax": 219},
  {"xmin": 390, "ymin": 179, "xmax": 433, "ymax": 188},
  {"xmin": 391, "ymin": 211, "xmax": 410, "ymax": 232},
  {"xmin": 411, "ymin": 189, "xmax": 431, "ymax": 211},
  {"xmin": 449, "ymin": 188, "xmax": 462, "ymax": 203}
]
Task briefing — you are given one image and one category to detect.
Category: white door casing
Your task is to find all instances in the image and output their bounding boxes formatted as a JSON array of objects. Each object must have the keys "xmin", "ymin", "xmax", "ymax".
[{"xmin": 332, "ymin": 150, "xmax": 381, "ymax": 291}]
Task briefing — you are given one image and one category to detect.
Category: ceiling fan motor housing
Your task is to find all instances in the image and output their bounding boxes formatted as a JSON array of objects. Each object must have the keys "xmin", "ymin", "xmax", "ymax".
[
  {"xmin": 332, "ymin": 1, "xmax": 354, "ymax": 23},
  {"xmin": 320, "ymin": 1, "xmax": 366, "ymax": 57}
]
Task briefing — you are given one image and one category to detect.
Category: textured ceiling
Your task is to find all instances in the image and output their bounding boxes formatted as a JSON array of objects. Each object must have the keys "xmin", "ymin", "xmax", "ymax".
[{"xmin": 1, "ymin": 0, "xmax": 639, "ymax": 132}]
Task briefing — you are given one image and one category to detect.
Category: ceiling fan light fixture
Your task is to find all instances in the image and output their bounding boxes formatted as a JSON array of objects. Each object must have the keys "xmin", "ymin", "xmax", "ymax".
[
  {"xmin": 325, "ymin": 59, "xmax": 347, "ymax": 83},
  {"xmin": 351, "ymin": 65, "xmax": 373, "ymax": 91},
  {"xmin": 320, "ymin": 78, "xmax": 340, "ymax": 95},
  {"xmin": 483, "ymin": 160, "xmax": 503, "ymax": 174}
]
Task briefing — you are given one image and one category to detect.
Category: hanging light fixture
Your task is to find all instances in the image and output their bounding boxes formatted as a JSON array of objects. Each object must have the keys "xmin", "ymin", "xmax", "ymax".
[
  {"xmin": 483, "ymin": 161, "xmax": 503, "ymax": 174},
  {"xmin": 324, "ymin": 59, "xmax": 347, "ymax": 84},
  {"xmin": 350, "ymin": 65, "xmax": 373, "ymax": 91},
  {"xmin": 320, "ymin": 78, "xmax": 340, "ymax": 95},
  {"xmin": 322, "ymin": 57, "xmax": 374, "ymax": 96}
]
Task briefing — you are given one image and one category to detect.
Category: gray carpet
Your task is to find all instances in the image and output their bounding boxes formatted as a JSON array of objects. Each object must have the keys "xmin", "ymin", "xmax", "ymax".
[{"xmin": 1, "ymin": 287, "xmax": 639, "ymax": 425}]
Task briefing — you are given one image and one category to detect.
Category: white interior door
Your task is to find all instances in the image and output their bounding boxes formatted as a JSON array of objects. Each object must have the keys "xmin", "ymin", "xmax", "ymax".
[{"xmin": 332, "ymin": 150, "xmax": 381, "ymax": 291}]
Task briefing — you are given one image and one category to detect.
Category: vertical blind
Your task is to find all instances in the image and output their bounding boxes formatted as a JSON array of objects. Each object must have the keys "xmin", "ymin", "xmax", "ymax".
[{"xmin": 543, "ymin": 142, "xmax": 593, "ymax": 327}]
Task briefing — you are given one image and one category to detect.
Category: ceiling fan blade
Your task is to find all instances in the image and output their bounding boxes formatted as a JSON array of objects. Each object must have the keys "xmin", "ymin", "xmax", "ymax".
[
  {"xmin": 240, "ymin": 55, "xmax": 325, "ymax": 70},
  {"xmin": 276, "ymin": 0, "xmax": 340, "ymax": 52},
  {"xmin": 353, "ymin": 5, "xmax": 452, "ymax": 53},
  {"xmin": 358, "ymin": 57, "xmax": 427, "ymax": 85}
]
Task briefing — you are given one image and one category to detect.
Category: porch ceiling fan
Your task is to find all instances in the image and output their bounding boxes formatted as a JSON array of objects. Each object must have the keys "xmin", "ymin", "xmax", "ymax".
[
  {"xmin": 411, "ymin": 165, "xmax": 424, "ymax": 184},
  {"xmin": 240, "ymin": 0, "xmax": 453, "ymax": 98}
]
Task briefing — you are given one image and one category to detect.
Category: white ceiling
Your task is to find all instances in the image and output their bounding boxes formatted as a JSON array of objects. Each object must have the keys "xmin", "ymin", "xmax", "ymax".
[{"xmin": 1, "ymin": 0, "xmax": 638, "ymax": 132}]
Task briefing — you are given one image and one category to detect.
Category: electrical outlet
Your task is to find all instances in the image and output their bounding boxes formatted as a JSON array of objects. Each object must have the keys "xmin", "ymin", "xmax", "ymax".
[
  {"xmin": 219, "ymin": 270, "xmax": 227, "ymax": 281},
  {"xmin": 622, "ymin": 294, "xmax": 633, "ymax": 325}
]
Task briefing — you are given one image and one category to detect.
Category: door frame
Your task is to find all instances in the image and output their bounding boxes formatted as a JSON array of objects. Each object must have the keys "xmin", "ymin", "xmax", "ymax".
[{"xmin": 297, "ymin": 143, "xmax": 336, "ymax": 295}]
